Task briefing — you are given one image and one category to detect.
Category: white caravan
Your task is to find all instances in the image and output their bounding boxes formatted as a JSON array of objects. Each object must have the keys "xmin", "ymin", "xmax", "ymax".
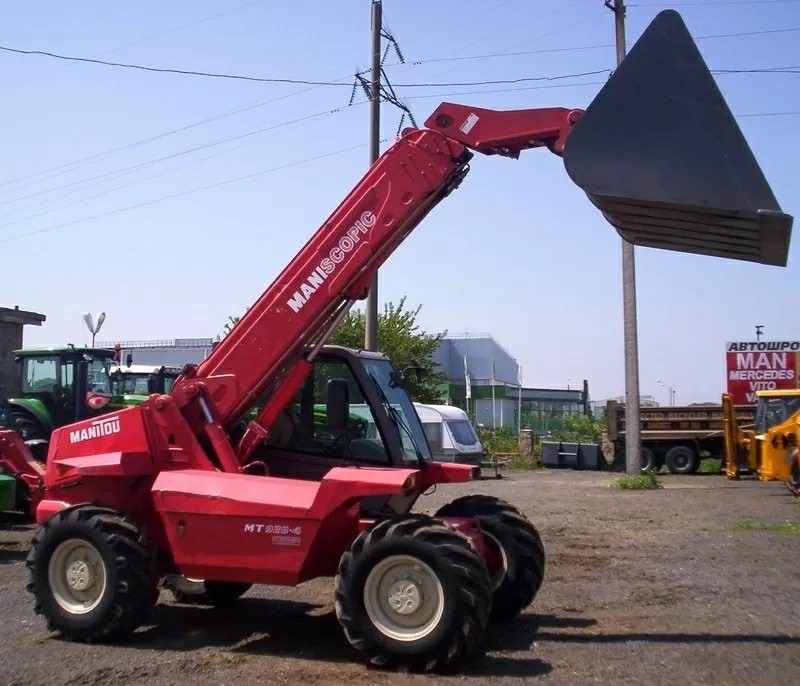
[{"xmin": 413, "ymin": 403, "xmax": 484, "ymax": 465}]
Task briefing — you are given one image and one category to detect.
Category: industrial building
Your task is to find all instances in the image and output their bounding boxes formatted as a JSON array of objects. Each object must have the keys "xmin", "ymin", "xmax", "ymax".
[
  {"xmin": 431, "ymin": 333, "xmax": 590, "ymax": 434},
  {"xmin": 95, "ymin": 332, "xmax": 590, "ymax": 436}
]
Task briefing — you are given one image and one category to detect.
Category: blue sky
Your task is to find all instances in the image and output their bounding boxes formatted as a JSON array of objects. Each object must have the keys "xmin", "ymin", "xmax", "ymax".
[{"xmin": 1, "ymin": 0, "xmax": 798, "ymax": 404}]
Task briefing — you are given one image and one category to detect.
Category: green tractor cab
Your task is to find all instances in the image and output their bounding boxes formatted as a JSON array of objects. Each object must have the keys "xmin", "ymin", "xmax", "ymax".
[
  {"xmin": 0, "ymin": 346, "xmax": 116, "ymax": 461},
  {"xmin": 108, "ymin": 363, "xmax": 182, "ymax": 406}
]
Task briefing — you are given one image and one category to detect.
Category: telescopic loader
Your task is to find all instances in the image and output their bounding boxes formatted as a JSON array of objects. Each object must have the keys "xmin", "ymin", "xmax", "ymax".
[{"xmin": 0, "ymin": 11, "xmax": 793, "ymax": 673}]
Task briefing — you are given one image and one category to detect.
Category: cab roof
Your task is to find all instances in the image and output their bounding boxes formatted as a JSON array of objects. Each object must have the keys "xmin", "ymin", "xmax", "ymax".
[
  {"xmin": 413, "ymin": 403, "xmax": 470, "ymax": 421},
  {"xmin": 13, "ymin": 346, "xmax": 115, "ymax": 358}
]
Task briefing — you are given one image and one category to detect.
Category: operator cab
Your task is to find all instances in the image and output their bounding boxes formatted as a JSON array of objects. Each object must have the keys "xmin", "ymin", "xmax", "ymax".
[
  {"xmin": 247, "ymin": 346, "xmax": 435, "ymax": 496},
  {"xmin": 741, "ymin": 388, "xmax": 800, "ymax": 481},
  {"xmin": 109, "ymin": 363, "xmax": 181, "ymax": 399},
  {"xmin": 15, "ymin": 346, "xmax": 114, "ymax": 418},
  {"xmin": 754, "ymin": 390, "xmax": 800, "ymax": 436},
  {"xmin": 3, "ymin": 346, "xmax": 114, "ymax": 460}
]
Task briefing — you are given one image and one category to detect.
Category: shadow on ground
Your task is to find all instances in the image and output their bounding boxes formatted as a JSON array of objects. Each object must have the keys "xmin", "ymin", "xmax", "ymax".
[
  {"xmin": 78, "ymin": 597, "xmax": 561, "ymax": 677},
  {"xmin": 0, "ymin": 546, "xmax": 28, "ymax": 564}
]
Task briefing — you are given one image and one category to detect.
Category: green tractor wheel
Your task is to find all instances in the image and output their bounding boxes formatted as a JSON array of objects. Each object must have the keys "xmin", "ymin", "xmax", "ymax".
[{"xmin": 7, "ymin": 408, "xmax": 50, "ymax": 462}]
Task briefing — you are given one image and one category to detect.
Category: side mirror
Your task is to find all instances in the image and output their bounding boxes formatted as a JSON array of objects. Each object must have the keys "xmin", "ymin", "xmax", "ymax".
[{"xmin": 326, "ymin": 378, "xmax": 350, "ymax": 431}]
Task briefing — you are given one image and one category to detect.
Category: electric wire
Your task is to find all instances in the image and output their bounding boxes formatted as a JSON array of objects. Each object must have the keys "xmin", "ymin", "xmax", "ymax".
[
  {"xmin": 3, "ymin": 38, "xmax": 797, "ymax": 89},
  {"xmin": 2, "ymin": 2, "xmax": 795, "ymax": 238},
  {"xmin": 0, "ymin": 103, "xmax": 364, "ymax": 226},
  {"xmin": 383, "ymin": 27, "xmax": 800, "ymax": 66},
  {"xmin": 0, "ymin": 1, "xmax": 598, "ymax": 90},
  {"xmin": 0, "ymin": 4, "xmax": 785, "ymax": 197},
  {"xmin": 0, "ymin": 0, "xmax": 518, "ymax": 195},
  {"xmin": 0, "ymin": 104, "xmax": 357, "ymax": 212},
  {"xmin": 0, "ymin": 45, "xmax": 361, "ymax": 87},
  {"xmin": 0, "ymin": 140, "xmax": 380, "ymax": 244},
  {"xmin": 2, "ymin": 60, "xmax": 795, "ymax": 214},
  {"xmin": 0, "ymin": 0, "xmax": 269, "ymax": 89},
  {"xmin": 2, "ymin": 86, "xmax": 793, "ymax": 247}
]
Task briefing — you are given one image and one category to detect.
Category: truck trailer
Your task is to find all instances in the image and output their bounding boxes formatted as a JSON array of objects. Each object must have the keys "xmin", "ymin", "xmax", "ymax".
[{"xmin": 603, "ymin": 400, "xmax": 756, "ymax": 474}]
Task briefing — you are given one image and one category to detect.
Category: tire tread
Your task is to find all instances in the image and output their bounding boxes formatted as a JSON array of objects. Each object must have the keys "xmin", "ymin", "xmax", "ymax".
[
  {"xmin": 335, "ymin": 513, "xmax": 491, "ymax": 672},
  {"xmin": 435, "ymin": 495, "xmax": 545, "ymax": 622},
  {"xmin": 25, "ymin": 504, "xmax": 158, "ymax": 642}
]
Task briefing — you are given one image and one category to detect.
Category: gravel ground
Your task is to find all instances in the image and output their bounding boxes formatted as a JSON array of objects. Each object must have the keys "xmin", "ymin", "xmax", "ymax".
[{"xmin": 1, "ymin": 469, "xmax": 799, "ymax": 686}]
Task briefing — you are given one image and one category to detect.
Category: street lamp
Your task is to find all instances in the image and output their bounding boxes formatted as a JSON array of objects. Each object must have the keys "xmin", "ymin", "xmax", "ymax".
[
  {"xmin": 657, "ymin": 380, "xmax": 675, "ymax": 405},
  {"xmin": 83, "ymin": 311, "xmax": 106, "ymax": 348}
]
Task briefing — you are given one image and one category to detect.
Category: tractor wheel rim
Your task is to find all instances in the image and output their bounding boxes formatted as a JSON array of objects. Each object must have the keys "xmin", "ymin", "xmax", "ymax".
[
  {"xmin": 363, "ymin": 554, "xmax": 444, "ymax": 642},
  {"xmin": 48, "ymin": 538, "xmax": 107, "ymax": 615},
  {"xmin": 483, "ymin": 531, "xmax": 509, "ymax": 592}
]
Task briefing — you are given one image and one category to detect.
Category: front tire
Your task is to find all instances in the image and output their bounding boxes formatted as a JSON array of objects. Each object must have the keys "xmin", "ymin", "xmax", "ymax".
[
  {"xmin": 435, "ymin": 494, "xmax": 545, "ymax": 622},
  {"xmin": 335, "ymin": 514, "xmax": 491, "ymax": 673},
  {"xmin": 25, "ymin": 504, "xmax": 158, "ymax": 642}
]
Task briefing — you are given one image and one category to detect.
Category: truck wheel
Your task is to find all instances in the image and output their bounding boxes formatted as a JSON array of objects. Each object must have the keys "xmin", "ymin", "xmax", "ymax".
[
  {"xmin": 640, "ymin": 447, "xmax": 657, "ymax": 472},
  {"xmin": 25, "ymin": 504, "xmax": 158, "ymax": 642},
  {"xmin": 335, "ymin": 513, "xmax": 491, "ymax": 672},
  {"xmin": 434, "ymin": 494, "xmax": 544, "ymax": 622},
  {"xmin": 665, "ymin": 445, "xmax": 698, "ymax": 475}
]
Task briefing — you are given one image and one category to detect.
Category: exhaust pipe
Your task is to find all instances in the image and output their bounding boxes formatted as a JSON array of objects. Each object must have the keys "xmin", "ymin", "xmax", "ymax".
[{"xmin": 562, "ymin": 10, "xmax": 793, "ymax": 267}]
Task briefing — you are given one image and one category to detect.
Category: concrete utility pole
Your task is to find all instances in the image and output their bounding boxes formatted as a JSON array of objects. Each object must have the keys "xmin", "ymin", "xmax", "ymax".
[
  {"xmin": 608, "ymin": 0, "xmax": 641, "ymax": 476},
  {"xmin": 365, "ymin": 0, "xmax": 382, "ymax": 351}
]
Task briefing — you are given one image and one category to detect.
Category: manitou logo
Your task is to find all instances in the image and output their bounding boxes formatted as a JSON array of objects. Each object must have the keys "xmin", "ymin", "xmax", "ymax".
[
  {"xmin": 69, "ymin": 415, "xmax": 121, "ymax": 444},
  {"xmin": 286, "ymin": 210, "xmax": 377, "ymax": 314}
]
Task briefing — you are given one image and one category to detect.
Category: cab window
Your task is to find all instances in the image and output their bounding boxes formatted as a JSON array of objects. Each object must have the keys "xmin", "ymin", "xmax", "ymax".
[
  {"xmin": 22, "ymin": 357, "xmax": 58, "ymax": 393},
  {"xmin": 264, "ymin": 358, "xmax": 389, "ymax": 465}
]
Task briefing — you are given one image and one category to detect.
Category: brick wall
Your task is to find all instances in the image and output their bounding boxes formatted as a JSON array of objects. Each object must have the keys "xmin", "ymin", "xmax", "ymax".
[
  {"xmin": 0, "ymin": 322, "xmax": 23, "ymax": 395},
  {"xmin": 0, "ymin": 306, "xmax": 46, "ymax": 397}
]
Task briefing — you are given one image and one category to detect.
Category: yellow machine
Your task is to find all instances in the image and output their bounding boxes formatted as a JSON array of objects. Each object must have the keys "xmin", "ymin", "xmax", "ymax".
[{"xmin": 722, "ymin": 389, "xmax": 800, "ymax": 495}]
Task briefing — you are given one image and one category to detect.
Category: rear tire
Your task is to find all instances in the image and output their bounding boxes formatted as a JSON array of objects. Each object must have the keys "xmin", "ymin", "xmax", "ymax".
[
  {"xmin": 435, "ymin": 494, "xmax": 545, "ymax": 622},
  {"xmin": 640, "ymin": 447, "xmax": 657, "ymax": 472},
  {"xmin": 665, "ymin": 445, "xmax": 698, "ymax": 475},
  {"xmin": 335, "ymin": 514, "xmax": 491, "ymax": 673},
  {"xmin": 25, "ymin": 504, "xmax": 158, "ymax": 642}
]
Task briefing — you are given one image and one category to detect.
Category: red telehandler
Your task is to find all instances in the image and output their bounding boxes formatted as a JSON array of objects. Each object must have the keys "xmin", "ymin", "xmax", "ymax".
[{"xmin": 0, "ymin": 11, "xmax": 793, "ymax": 673}]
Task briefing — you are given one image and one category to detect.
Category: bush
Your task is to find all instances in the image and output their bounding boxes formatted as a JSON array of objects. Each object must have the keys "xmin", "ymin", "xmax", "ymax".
[
  {"xmin": 611, "ymin": 470, "xmax": 663, "ymax": 490},
  {"xmin": 476, "ymin": 425, "xmax": 543, "ymax": 470},
  {"xmin": 478, "ymin": 425, "xmax": 519, "ymax": 455},
  {"xmin": 549, "ymin": 413, "xmax": 607, "ymax": 444}
]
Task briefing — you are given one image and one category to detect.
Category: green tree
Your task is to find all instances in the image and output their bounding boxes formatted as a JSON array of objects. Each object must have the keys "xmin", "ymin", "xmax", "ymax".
[
  {"xmin": 550, "ymin": 413, "xmax": 607, "ymax": 444},
  {"xmin": 327, "ymin": 297, "xmax": 448, "ymax": 403},
  {"xmin": 222, "ymin": 297, "xmax": 448, "ymax": 403}
]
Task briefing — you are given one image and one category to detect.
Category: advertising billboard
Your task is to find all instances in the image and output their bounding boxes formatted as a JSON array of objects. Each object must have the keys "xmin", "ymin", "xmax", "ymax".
[{"xmin": 726, "ymin": 340, "xmax": 800, "ymax": 405}]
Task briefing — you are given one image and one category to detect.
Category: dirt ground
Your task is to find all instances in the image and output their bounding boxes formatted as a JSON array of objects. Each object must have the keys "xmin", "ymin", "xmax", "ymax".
[{"xmin": 1, "ymin": 469, "xmax": 799, "ymax": 686}]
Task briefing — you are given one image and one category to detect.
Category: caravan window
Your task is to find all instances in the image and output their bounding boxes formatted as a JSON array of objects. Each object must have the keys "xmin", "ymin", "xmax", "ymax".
[
  {"xmin": 422, "ymin": 422, "xmax": 442, "ymax": 451},
  {"xmin": 447, "ymin": 420, "xmax": 479, "ymax": 446}
]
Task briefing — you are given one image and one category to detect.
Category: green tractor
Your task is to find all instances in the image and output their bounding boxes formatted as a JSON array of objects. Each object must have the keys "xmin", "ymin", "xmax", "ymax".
[
  {"xmin": 0, "ymin": 346, "xmax": 117, "ymax": 462},
  {"xmin": 108, "ymin": 363, "xmax": 182, "ymax": 407}
]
